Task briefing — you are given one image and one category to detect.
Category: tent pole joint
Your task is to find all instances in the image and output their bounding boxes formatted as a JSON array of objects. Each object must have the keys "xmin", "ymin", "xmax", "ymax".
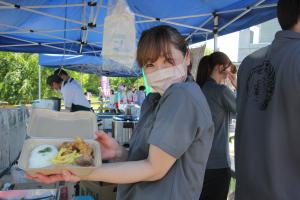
[
  {"xmin": 213, "ymin": 14, "xmax": 219, "ymax": 34},
  {"xmin": 88, "ymin": 1, "xmax": 97, "ymax": 7},
  {"xmin": 81, "ymin": 26, "xmax": 88, "ymax": 30},
  {"xmin": 213, "ymin": 14, "xmax": 219, "ymax": 52},
  {"xmin": 88, "ymin": 23, "xmax": 96, "ymax": 28}
]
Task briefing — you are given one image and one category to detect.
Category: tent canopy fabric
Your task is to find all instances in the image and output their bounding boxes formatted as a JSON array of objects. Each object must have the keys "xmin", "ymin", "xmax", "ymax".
[
  {"xmin": 0, "ymin": 0, "xmax": 278, "ymax": 56},
  {"xmin": 39, "ymin": 54, "xmax": 141, "ymax": 77}
]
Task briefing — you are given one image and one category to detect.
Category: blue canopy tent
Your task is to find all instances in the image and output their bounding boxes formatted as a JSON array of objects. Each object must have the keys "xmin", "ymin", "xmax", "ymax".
[
  {"xmin": 0, "ymin": 0, "xmax": 278, "ymax": 54},
  {"xmin": 0, "ymin": 0, "xmax": 279, "ymax": 98},
  {"xmin": 39, "ymin": 54, "xmax": 142, "ymax": 77}
]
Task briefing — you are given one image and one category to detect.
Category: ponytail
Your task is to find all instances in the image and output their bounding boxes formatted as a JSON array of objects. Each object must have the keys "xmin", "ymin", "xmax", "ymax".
[
  {"xmin": 196, "ymin": 55, "xmax": 212, "ymax": 87},
  {"xmin": 196, "ymin": 51, "xmax": 230, "ymax": 88}
]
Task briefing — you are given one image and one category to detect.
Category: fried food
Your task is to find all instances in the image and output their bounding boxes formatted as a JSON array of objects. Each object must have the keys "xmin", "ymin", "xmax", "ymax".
[
  {"xmin": 74, "ymin": 137, "xmax": 93, "ymax": 156},
  {"xmin": 75, "ymin": 154, "xmax": 93, "ymax": 166},
  {"xmin": 53, "ymin": 137, "xmax": 94, "ymax": 166}
]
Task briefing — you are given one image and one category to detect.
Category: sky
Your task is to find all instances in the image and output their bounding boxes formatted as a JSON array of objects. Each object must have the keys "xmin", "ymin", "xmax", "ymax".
[
  {"xmin": 189, "ymin": 18, "xmax": 280, "ymax": 63},
  {"xmin": 190, "ymin": 31, "xmax": 240, "ymax": 62}
]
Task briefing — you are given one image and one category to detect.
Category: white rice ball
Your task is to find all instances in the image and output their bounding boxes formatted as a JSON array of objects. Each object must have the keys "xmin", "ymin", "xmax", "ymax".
[{"xmin": 29, "ymin": 145, "xmax": 58, "ymax": 168}]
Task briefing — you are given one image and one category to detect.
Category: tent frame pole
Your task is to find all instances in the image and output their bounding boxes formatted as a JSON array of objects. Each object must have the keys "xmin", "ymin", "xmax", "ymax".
[
  {"xmin": 0, "ymin": 23, "xmax": 102, "ymax": 50},
  {"xmin": 0, "ymin": 3, "xmax": 84, "ymax": 9},
  {"xmin": 219, "ymin": 0, "xmax": 266, "ymax": 32},
  {"xmin": 0, "ymin": 28, "xmax": 102, "ymax": 35},
  {"xmin": 0, "ymin": 34, "xmax": 78, "ymax": 53},
  {"xmin": 0, "ymin": 23, "xmax": 82, "ymax": 45},
  {"xmin": 135, "ymin": 3, "xmax": 276, "ymax": 24},
  {"xmin": 134, "ymin": 13, "xmax": 212, "ymax": 32},
  {"xmin": 213, "ymin": 14, "xmax": 218, "ymax": 52},
  {"xmin": 186, "ymin": 15, "xmax": 213, "ymax": 41},
  {"xmin": 79, "ymin": 1, "xmax": 87, "ymax": 54},
  {"xmin": 0, "ymin": 0, "xmax": 84, "ymax": 26},
  {"xmin": 79, "ymin": 0, "xmax": 102, "ymax": 54},
  {"xmin": 38, "ymin": 65, "xmax": 41, "ymax": 99},
  {"xmin": 80, "ymin": 67, "xmax": 83, "ymax": 86}
]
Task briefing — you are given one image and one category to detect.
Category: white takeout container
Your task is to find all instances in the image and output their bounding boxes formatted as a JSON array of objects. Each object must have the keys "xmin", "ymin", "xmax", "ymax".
[{"xmin": 18, "ymin": 109, "xmax": 101, "ymax": 177}]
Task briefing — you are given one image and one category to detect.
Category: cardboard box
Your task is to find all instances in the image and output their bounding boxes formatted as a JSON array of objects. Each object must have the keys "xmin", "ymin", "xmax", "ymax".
[
  {"xmin": 18, "ymin": 109, "xmax": 102, "ymax": 177},
  {"xmin": 79, "ymin": 181, "xmax": 117, "ymax": 200}
]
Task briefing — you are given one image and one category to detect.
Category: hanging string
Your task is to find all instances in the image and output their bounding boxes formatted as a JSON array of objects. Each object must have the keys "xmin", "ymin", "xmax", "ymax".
[{"xmin": 59, "ymin": 0, "xmax": 68, "ymax": 69}]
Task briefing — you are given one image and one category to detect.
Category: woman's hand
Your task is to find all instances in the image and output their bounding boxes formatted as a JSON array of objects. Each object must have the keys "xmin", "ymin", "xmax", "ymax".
[
  {"xmin": 95, "ymin": 131, "xmax": 123, "ymax": 160},
  {"xmin": 25, "ymin": 170, "xmax": 80, "ymax": 184},
  {"xmin": 226, "ymin": 71, "xmax": 237, "ymax": 89}
]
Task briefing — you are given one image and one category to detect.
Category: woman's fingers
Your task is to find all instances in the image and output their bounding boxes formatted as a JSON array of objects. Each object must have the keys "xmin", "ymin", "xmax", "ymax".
[
  {"xmin": 28, "ymin": 173, "xmax": 64, "ymax": 184},
  {"xmin": 96, "ymin": 130, "xmax": 106, "ymax": 136},
  {"xmin": 25, "ymin": 171, "xmax": 79, "ymax": 184},
  {"xmin": 95, "ymin": 131, "xmax": 110, "ymax": 142},
  {"xmin": 95, "ymin": 131, "xmax": 121, "ymax": 160},
  {"xmin": 227, "ymin": 72, "xmax": 237, "ymax": 89},
  {"xmin": 25, "ymin": 173, "xmax": 35, "ymax": 180},
  {"xmin": 62, "ymin": 170, "xmax": 80, "ymax": 182},
  {"xmin": 37, "ymin": 173, "xmax": 63, "ymax": 184}
]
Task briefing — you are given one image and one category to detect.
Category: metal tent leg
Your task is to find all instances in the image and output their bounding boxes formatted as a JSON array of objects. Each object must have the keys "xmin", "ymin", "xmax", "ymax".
[{"xmin": 38, "ymin": 65, "xmax": 41, "ymax": 99}]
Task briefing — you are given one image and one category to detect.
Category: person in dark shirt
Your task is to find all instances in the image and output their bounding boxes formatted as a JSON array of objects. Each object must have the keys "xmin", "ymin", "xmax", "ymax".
[
  {"xmin": 235, "ymin": 1, "xmax": 300, "ymax": 199},
  {"xmin": 196, "ymin": 51, "xmax": 236, "ymax": 200}
]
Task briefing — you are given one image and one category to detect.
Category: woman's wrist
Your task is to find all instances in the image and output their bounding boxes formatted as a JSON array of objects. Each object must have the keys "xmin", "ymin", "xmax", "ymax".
[
  {"xmin": 115, "ymin": 145, "xmax": 124, "ymax": 159},
  {"xmin": 113, "ymin": 146, "xmax": 128, "ymax": 162}
]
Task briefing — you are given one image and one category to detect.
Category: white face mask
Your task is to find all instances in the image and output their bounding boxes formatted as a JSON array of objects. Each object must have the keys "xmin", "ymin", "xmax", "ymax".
[{"xmin": 146, "ymin": 59, "xmax": 188, "ymax": 95}]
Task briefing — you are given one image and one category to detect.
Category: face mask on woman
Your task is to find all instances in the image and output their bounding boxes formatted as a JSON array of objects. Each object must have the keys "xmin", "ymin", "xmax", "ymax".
[{"xmin": 146, "ymin": 58, "xmax": 188, "ymax": 95}]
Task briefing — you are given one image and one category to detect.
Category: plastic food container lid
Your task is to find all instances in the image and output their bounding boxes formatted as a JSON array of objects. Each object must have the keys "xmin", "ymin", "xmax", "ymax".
[{"xmin": 27, "ymin": 109, "xmax": 97, "ymax": 139}]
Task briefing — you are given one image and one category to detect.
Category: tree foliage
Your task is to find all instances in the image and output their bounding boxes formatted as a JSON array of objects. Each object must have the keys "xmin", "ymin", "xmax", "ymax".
[
  {"xmin": 0, "ymin": 52, "xmax": 39, "ymax": 104},
  {"xmin": 0, "ymin": 52, "xmax": 144, "ymax": 104}
]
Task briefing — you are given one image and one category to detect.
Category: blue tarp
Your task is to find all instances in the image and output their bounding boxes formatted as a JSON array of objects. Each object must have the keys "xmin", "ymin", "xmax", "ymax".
[
  {"xmin": 39, "ymin": 54, "xmax": 141, "ymax": 77},
  {"xmin": 0, "ymin": 0, "xmax": 278, "ymax": 55}
]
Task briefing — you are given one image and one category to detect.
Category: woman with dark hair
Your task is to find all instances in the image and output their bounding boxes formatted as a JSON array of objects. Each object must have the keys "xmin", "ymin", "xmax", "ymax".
[
  {"xmin": 196, "ymin": 52, "xmax": 237, "ymax": 200},
  {"xmin": 28, "ymin": 25, "xmax": 214, "ymax": 200}
]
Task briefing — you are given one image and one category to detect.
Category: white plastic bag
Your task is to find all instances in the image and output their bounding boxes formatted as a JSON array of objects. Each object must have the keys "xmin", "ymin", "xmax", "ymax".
[{"xmin": 102, "ymin": 0, "xmax": 136, "ymax": 69}]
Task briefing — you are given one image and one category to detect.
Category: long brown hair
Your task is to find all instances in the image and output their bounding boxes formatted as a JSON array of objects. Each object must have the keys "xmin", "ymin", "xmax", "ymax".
[
  {"xmin": 196, "ymin": 51, "xmax": 231, "ymax": 87},
  {"xmin": 136, "ymin": 25, "xmax": 188, "ymax": 67}
]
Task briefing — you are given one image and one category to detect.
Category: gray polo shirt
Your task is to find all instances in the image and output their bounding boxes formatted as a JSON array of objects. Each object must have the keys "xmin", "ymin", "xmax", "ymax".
[
  {"xmin": 117, "ymin": 76, "xmax": 214, "ymax": 200},
  {"xmin": 202, "ymin": 78, "xmax": 236, "ymax": 169},
  {"xmin": 235, "ymin": 30, "xmax": 300, "ymax": 200}
]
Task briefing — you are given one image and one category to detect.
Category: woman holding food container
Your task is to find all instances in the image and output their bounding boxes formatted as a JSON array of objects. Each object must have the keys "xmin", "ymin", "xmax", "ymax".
[{"xmin": 27, "ymin": 25, "xmax": 214, "ymax": 200}]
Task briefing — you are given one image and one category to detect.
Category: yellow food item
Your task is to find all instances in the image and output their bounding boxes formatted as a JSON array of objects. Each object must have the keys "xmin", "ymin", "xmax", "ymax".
[
  {"xmin": 74, "ymin": 137, "xmax": 93, "ymax": 156},
  {"xmin": 51, "ymin": 147, "xmax": 81, "ymax": 165},
  {"xmin": 51, "ymin": 137, "xmax": 94, "ymax": 166}
]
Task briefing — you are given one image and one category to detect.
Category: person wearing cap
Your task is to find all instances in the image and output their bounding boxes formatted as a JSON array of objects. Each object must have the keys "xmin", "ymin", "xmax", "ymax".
[
  {"xmin": 46, "ymin": 74, "xmax": 91, "ymax": 112},
  {"xmin": 54, "ymin": 68, "xmax": 81, "ymax": 88}
]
